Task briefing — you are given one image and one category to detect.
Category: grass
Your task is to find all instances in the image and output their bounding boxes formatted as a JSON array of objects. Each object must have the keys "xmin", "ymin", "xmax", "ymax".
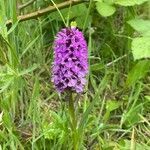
[{"xmin": 0, "ymin": 0, "xmax": 150, "ymax": 149}]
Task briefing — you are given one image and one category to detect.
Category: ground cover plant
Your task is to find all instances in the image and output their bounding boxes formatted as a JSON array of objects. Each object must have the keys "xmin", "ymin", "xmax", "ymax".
[{"xmin": 0, "ymin": 0, "xmax": 150, "ymax": 149}]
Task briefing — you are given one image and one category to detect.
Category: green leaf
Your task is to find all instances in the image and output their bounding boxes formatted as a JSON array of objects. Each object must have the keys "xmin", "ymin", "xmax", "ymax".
[
  {"xmin": 90, "ymin": 63, "xmax": 105, "ymax": 71},
  {"xmin": 0, "ymin": 111, "xmax": 3, "ymax": 125},
  {"xmin": 94, "ymin": 0, "xmax": 103, "ymax": 2},
  {"xmin": 123, "ymin": 103, "xmax": 143, "ymax": 127},
  {"xmin": 27, "ymin": 77, "xmax": 40, "ymax": 119},
  {"xmin": 95, "ymin": 0, "xmax": 114, "ymax": 4},
  {"xmin": 96, "ymin": 2, "xmax": 116, "ymax": 17},
  {"xmin": 0, "ymin": 0, "xmax": 7, "ymax": 36},
  {"xmin": 131, "ymin": 37, "xmax": 150, "ymax": 60},
  {"xmin": 104, "ymin": 0, "xmax": 114, "ymax": 5},
  {"xmin": 103, "ymin": 100, "xmax": 120, "ymax": 123},
  {"xmin": 21, "ymin": 36, "xmax": 39, "ymax": 57},
  {"xmin": 126, "ymin": 60, "xmax": 150, "ymax": 86},
  {"xmin": 115, "ymin": 0, "xmax": 149, "ymax": 6},
  {"xmin": 0, "ymin": 33, "xmax": 8, "ymax": 64},
  {"xmin": 106, "ymin": 100, "xmax": 120, "ymax": 112},
  {"xmin": 90, "ymin": 75, "xmax": 98, "ymax": 92},
  {"xmin": 19, "ymin": 64, "xmax": 39, "ymax": 76},
  {"xmin": 128, "ymin": 19, "xmax": 150, "ymax": 36},
  {"xmin": 7, "ymin": 20, "xmax": 19, "ymax": 35},
  {"xmin": 119, "ymin": 140, "xmax": 150, "ymax": 150},
  {"xmin": 75, "ymin": 15, "xmax": 92, "ymax": 29}
]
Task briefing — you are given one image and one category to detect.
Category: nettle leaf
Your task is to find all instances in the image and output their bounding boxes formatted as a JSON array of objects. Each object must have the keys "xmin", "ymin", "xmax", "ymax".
[
  {"xmin": 131, "ymin": 37, "xmax": 150, "ymax": 60},
  {"xmin": 128, "ymin": 19, "xmax": 150, "ymax": 36},
  {"xmin": 96, "ymin": 2, "xmax": 116, "ymax": 17},
  {"xmin": 114, "ymin": 0, "xmax": 149, "ymax": 6}
]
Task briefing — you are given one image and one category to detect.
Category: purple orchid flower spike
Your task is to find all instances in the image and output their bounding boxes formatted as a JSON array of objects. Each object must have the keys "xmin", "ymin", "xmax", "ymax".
[{"xmin": 52, "ymin": 26, "xmax": 88, "ymax": 93}]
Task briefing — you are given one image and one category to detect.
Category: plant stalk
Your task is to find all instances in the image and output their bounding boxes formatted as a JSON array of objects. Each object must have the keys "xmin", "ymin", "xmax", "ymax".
[{"xmin": 68, "ymin": 93, "xmax": 78, "ymax": 150}]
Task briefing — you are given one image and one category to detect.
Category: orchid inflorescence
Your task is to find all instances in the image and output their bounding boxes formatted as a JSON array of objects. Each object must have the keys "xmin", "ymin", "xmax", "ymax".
[{"xmin": 52, "ymin": 26, "xmax": 88, "ymax": 93}]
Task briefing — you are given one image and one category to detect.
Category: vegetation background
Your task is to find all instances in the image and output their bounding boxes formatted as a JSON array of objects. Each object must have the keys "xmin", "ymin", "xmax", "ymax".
[{"xmin": 0, "ymin": 0, "xmax": 150, "ymax": 149}]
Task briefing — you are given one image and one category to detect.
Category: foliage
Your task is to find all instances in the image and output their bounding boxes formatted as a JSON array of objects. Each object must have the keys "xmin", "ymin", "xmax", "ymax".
[
  {"xmin": 0, "ymin": 0, "xmax": 150, "ymax": 149},
  {"xmin": 131, "ymin": 37, "xmax": 150, "ymax": 60}
]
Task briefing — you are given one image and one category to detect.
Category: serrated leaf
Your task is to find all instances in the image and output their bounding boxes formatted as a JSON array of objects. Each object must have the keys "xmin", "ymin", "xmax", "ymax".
[
  {"xmin": 128, "ymin": 19, "xmax": 150, "ymax": 36},
  {"xmin": 96, "ymin": 2, "xmax": 116, "ymax": 17},
  {"xmin": 131, "ymin": 37, "xmax": 150, "ymax": 60},
  {"xmin": 115, "ymin": 0, "xmax": 149, "ymax": 6}
]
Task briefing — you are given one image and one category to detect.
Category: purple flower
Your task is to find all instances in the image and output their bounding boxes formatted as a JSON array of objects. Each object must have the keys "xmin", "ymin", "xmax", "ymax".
[{"xmin": 52, "ymin": 27, "xmax": 88, "ymax": 93}]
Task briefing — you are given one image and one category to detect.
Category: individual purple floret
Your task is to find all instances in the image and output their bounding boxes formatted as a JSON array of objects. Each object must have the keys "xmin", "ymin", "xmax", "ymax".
[{"xmin": 52, "ymin": 27, "xmax": 88, "ymax": 93}]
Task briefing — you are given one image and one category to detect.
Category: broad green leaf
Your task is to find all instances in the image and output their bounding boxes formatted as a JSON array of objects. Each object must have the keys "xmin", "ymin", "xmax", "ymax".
[
  {"xmin": 128, "ymin": 19, "xmax": 150, "ymax": 36},
  {"xmin": 96, "ymin": 2, "xmax": 116, "ymax": 17},
  {"xmin": 115, "ymin": 0, "xmax": 149, "ymax": 6},
  {"xmin": 123, "ymin": 103, "xmax": 143, "ymax": 127},
  {"xmin": 126, "ymin": 60, "xmax": 150, "ymax": 86},
  {"xmin": 119, "ymin": 140, "xmax": 150, "ymax": 150},
  {"xmin": 103, "ymin": 100, "xmax": 120, "ymax": 123},
  {"xmin": 131, "ymin": 37, "xmax": 150, "ymax": 60},
  {"xmin": 106, "ymin": 100, "xmax": 120, "ymax": 112},
  {"xmin": 145, "ymin": 96, "xmax": 150, "ymax": 101},
  {"xmin": 42, "ymin": 111, "xmax": 66, "ymax": 140}
]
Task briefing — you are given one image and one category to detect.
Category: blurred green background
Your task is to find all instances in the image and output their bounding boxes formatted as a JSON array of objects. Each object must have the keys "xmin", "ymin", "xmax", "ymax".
[{"xmin": 0, "ymin": 0, "xmax": 150, "ymax": 149}]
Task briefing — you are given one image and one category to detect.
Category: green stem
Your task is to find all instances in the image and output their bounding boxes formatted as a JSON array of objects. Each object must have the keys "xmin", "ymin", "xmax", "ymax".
[{"xmin": 68, "ymin": 93, "xmax": 78, "ymax": 150}]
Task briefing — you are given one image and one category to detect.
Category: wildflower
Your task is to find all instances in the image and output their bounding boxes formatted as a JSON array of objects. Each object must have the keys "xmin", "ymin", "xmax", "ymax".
[{"xmin": 52, "ymin": 27, "xmax": 88, "ymax": 93}]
